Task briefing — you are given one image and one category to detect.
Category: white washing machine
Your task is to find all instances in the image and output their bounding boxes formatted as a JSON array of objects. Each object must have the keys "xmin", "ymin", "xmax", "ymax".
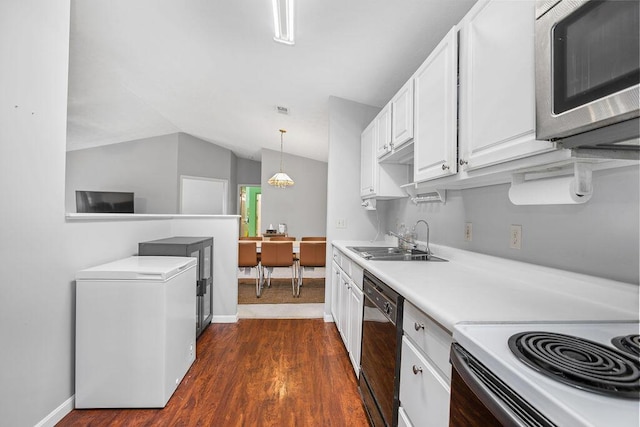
[{"xmin": 75, "ymin": 256, "xmax": 197, "ymax": 408}]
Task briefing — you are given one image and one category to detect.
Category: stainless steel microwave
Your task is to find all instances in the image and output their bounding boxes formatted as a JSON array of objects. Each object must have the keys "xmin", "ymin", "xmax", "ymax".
[{"xmin": 535, "ymin": 0, "xmax": 639, "ymax": 151}]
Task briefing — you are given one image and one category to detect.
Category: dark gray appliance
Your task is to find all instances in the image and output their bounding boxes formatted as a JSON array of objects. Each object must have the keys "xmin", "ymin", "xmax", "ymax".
[
  {"xmin": 359, "ymin": 270, "xmax": 404, "ymax": 427},
  {"xmin": 139, "ymin": 236, "xmax": 213, "ymax": 338}
]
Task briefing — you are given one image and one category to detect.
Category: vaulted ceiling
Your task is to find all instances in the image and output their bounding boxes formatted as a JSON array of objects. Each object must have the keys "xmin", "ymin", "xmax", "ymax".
[{"xmin": 67, "ymin": 0, "xmax": 476, "ymax": 162}]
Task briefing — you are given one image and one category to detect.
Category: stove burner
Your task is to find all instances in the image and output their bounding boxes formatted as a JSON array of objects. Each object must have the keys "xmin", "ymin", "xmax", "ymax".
[
  {"xmin": 612, "ymin": 334, "xmax": 640, "ymax": 357},
  {"xmin": 509, "ymin": 332, "xmax": 640, "ymax": 399}
]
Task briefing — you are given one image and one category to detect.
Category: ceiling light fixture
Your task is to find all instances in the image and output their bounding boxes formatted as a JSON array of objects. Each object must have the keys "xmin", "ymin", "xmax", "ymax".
[
  {"xmin": 272, "ymin": 0, "xmax": 294, "ymax": 45},
  {"xmin": 268, "ymin": 129, "xmax": 295, "ymax": 188}
]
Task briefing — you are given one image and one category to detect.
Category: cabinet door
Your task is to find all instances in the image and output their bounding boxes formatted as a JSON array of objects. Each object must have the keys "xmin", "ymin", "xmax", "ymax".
[
  {"xmin": 330, "ymin": 261, "xmax": 341, "ymax": 326},
  {"xmin": 414, "ymin": 26, "xmax": 458, "ymax": 183},
  {"xmin": 348, "ymin": 282, "xmax": 364, "ymax": 376},
  {"xmin": 376, "ymin": 104, "xmax": 392, "ymax": 159},
  {"xmin": 400, "ymin": 337, "xmax": 451, "ymax": 427},
  {"xmin": 338, "ymin": 272, "xmax": 350, "ymax": 344},
  {"xmin": 391, "ymin": 79, "xmax": 414, "ymax": 149},
  {"xmin": 360, "ymin": 121, "xmax": 377, "ymax": 198},
  {"xmin": 458, "ymin": 0, "xmax": 554, "ymax": 170}
]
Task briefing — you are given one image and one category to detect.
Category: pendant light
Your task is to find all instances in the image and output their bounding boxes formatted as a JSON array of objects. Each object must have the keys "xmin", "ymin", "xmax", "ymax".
[{"xmin": 268, "ymin": 129, "xmax": 295, "ymax": 188}]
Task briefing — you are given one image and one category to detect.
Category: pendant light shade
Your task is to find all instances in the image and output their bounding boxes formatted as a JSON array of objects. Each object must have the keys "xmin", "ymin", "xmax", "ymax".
[{"xmin": 268, "ymin": 129, "xmax": 294, "ymax": 188}]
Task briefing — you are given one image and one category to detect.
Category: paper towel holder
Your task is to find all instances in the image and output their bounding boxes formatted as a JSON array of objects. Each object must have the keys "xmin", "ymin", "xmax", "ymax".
[
  {"xmin": 509, "ymin": 162, "xmax": 593, "ymax": 205},
  {"xmin": 361, "ymin": 199, "xmax": 376, "ymax": 210}
]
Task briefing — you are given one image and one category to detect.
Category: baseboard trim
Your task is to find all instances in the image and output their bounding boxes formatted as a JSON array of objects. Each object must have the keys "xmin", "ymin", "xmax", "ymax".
[
  {"xmin": 324, "ymin": 313, "xmax": 335, "ymax": 322},
  {"xmin": 35, "ymin": 395, "xmax": 74, "ymax": 427},
  {"xmin": 211, "ymin": 314, "xmax": 238, "ymax": 323}
]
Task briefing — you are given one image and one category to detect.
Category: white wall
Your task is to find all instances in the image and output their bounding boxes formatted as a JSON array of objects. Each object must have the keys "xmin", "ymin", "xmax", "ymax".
[
  {"xmin": 237, "ymin": 157, "xmax": 261, "ymax": 185},
  {"xmin": 177, "ymin": 133, "xmax": 238, "ymax": 214},
  {"xmin": 260, "ymin": 148, "xmax": 328, "ymax": 239},
  {"xmin": 66, "ymin": 132, "xmax": 241, "ymax": 214},
  {"xmin": 324, "ymin": 97, "xmax": 382, "ymax": 317},
  {"xmin": 66, "ymin": 134, "xmax": 179, "ymax": 213},
  {"xmin": 0, "ymin": 4, "xmax": 240, "ymax": 425},
  {"xmin": 1, "ymin": 2, "xmax": 73, "ymax": 425},
  {"xmin": 326, "ymin": 97, "xmax": 381, "ymax": 243},
  {"xmin": 382, "ymin": 165, "xmax": 640, "ymax": 284}
]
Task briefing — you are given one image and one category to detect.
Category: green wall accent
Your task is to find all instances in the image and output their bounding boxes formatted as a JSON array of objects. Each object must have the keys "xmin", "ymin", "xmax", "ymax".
[{"xmin": 246, "ymin": 186, "xmax": 261, "ymax": 236}]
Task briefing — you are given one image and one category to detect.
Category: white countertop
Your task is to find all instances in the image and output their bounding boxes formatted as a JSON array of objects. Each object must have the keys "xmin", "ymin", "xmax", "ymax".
[{"xmin": 332, "ymin": 240, "xmax": 639, "ymax": 333}]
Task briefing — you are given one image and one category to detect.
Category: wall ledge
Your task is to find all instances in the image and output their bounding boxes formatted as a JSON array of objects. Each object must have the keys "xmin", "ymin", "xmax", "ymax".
[{"xmin": 66, "ymin": 213, "xmax": 240, "ymax": 222}]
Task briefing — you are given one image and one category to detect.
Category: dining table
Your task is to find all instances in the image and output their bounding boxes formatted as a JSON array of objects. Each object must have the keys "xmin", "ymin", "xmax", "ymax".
[{"xmin": 254, "ymin": 240, "xmax": 301, "ymax": 253}]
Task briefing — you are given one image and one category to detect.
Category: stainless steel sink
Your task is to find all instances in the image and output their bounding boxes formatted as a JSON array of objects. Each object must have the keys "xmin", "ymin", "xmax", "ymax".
[{"xmin": 347, "ymin": 246, "xmax": 447, "ymax": 262}]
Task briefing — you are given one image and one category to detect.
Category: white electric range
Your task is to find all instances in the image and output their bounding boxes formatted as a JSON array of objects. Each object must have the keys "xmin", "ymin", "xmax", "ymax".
[{"xmin": 452, "ymin": 321, "xmax": 640, "ymax": 427}]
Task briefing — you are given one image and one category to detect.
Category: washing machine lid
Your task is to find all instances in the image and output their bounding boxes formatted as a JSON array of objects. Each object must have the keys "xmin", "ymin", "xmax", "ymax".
[{"xmin": 76, "ymin": 256, "xmax": 197, "ymax": 281}]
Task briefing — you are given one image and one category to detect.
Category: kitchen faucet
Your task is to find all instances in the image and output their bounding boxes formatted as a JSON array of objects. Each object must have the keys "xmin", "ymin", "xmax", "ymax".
[{"xmin": 413, "ymin": 219, "xmax": 431, "ymax": 257}]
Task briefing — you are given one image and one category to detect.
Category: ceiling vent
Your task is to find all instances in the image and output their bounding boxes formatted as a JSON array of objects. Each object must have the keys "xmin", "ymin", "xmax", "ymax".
[{"xmin": 276, "ymin": 105, "xmax": 289, "ymax": 115}]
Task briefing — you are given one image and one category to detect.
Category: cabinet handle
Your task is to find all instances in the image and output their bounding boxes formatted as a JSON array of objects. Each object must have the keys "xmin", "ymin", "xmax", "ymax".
[
  {"xmin": 412, "ymin": 365, "xmax": 423, "ymax": 375},
  {"xmin": 441, "ymin": 164, "xmax": 450, "ymax": 171},
  {"xmin": 459, "ymin": 159, "xmax": 468, "ymax": 166},
  {"xmin": 414, "ymin": 322, "xmax": 425, "ymax": 331},
  {"xmin": 383, "ymin": 144, "xmax": 388, "ymax": 150}
]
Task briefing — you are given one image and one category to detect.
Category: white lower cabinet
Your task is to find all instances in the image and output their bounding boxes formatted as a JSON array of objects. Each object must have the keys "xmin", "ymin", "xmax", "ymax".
[
  {"xmin": 400, "ymin": 301, "xmax": 453, "ymax": 427},
  {"xmin": 348, "ymin": 282, "xmax": 364, "ymax": 375},
  {"xmin": 398, "ymin": 406, "xmax": 413, "ymax": 427},
  {"xmin": 331, "ymin": 247, "xmax": 364, "ymax": 377},
  {"xmin": 330, "ymin": 260, "xmax": 341, "ymax": 331},
  {"xmin": 338, "ymin": 271, "xmax": 350, "ymax": 344},
  {"xmin": 400, "ymin": 337, "xmax": 451, "ymax": 427}
]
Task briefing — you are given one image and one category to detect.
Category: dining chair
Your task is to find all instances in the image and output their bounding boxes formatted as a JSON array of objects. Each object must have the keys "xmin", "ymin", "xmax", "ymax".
[
  {"xmin": 238, "ymin": 241, "xmax": 263, "ymax": 297},
  {"xmin": 267, "ymin": 236, "xmax": 297, "ymax": 265},
  {"xmin": 240, "ymin": 236, "xmax": 263, "ymax": 262},
  {"xmin": 297, "ymin": 241, "xmax": 326, "ymax": 296},
  {"xmin": 301, "ymin": 236, "xmax": 326, "ymax": 241},
  {"xmin": 260, "ymin": 241, "xmax": 297, "ymax": 297}
]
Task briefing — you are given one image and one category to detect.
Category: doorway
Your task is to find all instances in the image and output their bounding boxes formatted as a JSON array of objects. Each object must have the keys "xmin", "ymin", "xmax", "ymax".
[{"xmin": 239, "ymin": 185, "xmax": 261, "ymax": 237}]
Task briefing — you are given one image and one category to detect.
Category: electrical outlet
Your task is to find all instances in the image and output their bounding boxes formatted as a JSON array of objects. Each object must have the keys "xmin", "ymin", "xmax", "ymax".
[
  {"xmin": 510, "ymin": 225, "xmax": 522, "ymax": 250},
  {"xmin": 336, "ymin": 218, "xmax": 347, "ymax": 229},
  {"xmin": 464, "ymin": 223, "xmax": 473, "ymax": 242}
]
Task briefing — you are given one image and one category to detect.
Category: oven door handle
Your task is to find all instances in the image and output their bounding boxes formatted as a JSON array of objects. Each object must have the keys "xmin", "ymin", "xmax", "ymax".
[{"xmin": 450, "ymin": 344, "xmax": 556, "ymax": 427}]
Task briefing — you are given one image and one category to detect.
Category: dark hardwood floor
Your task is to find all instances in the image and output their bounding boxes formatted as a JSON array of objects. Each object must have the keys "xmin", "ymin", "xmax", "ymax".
[{"xmin": 58, "ymin": 319, "xmax": 370, "ymax": 427}]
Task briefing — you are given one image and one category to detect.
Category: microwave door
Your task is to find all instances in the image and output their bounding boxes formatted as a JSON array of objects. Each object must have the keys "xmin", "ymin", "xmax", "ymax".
[{"xmin": 536, "ymin": 0, "xmax": 640, "ymax": 145}]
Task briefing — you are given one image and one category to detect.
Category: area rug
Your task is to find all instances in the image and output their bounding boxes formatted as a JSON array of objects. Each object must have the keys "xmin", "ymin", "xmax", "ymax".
[{"xmin": 238, "ymin": 277, "xmax": 325, "ymax": 304}]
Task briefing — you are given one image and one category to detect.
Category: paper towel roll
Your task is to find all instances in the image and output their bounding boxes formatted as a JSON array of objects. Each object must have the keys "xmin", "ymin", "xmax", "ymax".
[{"xmin": 508, "ymin": 175, "xmax": 592, "ymax": 205}]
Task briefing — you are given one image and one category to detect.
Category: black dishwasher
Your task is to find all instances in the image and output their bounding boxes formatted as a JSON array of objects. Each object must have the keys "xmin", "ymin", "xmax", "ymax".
[
  {"xmin": 139, "ymin": 236, "xmax": 213, "ymax": 338},
  {"xmin": 359, "ymin": 270, "xmax": 404, "ymax": 427}
]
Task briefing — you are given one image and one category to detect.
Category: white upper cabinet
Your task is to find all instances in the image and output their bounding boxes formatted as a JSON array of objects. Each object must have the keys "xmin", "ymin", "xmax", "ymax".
[
  {"xmin": 413, "ymin": 26, "xmax": 458, "ymax": 183},
  {"xmin": 361, "ymin": 109, "xmax": 409, "ymax": 200},
  {"xmin": 391, "ymin": 79, "xmax": 415, "ymax": 150},
  {"xmin": 375, "ymin": 104, "xmax": 392, "ymax": 159},
  {"xmin": 360, "ymin": 120, "xmax": 377, "ymax": 198},
  {"xmin": 458, "ymin": 0, "xmax": 554, "ymax": 171}
]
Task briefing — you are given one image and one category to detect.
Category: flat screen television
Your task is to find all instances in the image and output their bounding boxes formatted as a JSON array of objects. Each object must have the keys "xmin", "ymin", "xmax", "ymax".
[{"xmin": 76, "ymin": 191, "xmax": 134, "ymax": 213}]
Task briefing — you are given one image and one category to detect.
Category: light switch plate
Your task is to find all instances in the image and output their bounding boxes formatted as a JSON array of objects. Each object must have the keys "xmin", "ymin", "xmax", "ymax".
[
  {"xmin": 510, "ymin": 225, "xmax": 522, "ymax": 249},
  {"xmin": 464, "ymin": 223, "xmax": 472, "ymax": 242}
]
